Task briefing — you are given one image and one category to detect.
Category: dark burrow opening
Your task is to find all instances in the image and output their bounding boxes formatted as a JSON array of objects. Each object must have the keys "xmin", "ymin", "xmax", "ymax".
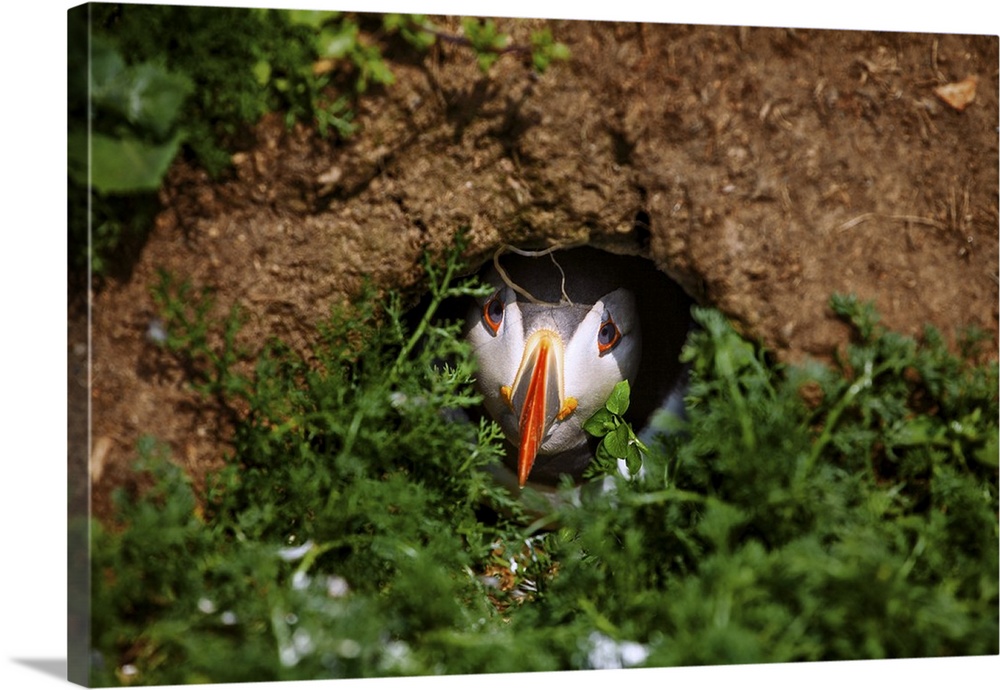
[
  {"xmin": 414, "ymin": 236, "xmax": 694, "ymax": 490},
  {"xmin": 468, "ymin": 245, "xmax": 691, "ymax": 432}
]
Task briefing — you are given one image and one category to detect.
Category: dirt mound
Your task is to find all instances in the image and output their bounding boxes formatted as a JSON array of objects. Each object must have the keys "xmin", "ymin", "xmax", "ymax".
[{"xmin": 72, "ymin": 19, "xmax": 998, "ymax": 519}]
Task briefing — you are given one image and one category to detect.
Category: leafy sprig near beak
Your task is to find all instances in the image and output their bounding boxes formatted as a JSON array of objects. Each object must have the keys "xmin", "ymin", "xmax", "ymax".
[{"xmin": 583, "ymin": 380, "xmax": 649, "ymax": 478}]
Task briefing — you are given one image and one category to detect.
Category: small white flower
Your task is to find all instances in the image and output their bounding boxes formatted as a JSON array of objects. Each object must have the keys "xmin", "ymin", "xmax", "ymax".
[
  {"xmin": 379, "ymin": 640, "xmax": 415, "ymax": 673},
  {"xmin": 586, "ymin": 631, "xmax": 649, "ymax": 670},
  {"xmin": 279, "ymin": 646, "xmax": 299, "ymax": 667},
  {"xmin": 337, "ymin": 639, "xmax": 362, "ymax": 658},
  {"xmin": 292, "ymin": 629, "xmax": 314, "ymax": 655},
  {"xmin": 619, "ymin": 640, "xmax": 650, "ymax": 667},
  {"xmin": 145, "ymin": 319, "xmax": 168, "ymax": 345},
  {"xmin": 326, "ymin": 575, "xmax": 350, "ymax": 598},
  {"xmin": 277, "ymin": 539, "xmax": 314, "ymax": 561}
]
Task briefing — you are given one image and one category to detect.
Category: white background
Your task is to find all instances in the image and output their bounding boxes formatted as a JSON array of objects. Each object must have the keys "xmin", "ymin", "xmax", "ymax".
[{"xmin": 2, "ymin": 1, "xmax": 997, "ymax": 688}]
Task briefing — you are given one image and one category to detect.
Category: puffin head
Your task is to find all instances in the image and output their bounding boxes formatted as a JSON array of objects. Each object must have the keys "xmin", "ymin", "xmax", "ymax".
[{"xmin": 466, "ymin": 258, "xmax": 641, "ymax": 487}]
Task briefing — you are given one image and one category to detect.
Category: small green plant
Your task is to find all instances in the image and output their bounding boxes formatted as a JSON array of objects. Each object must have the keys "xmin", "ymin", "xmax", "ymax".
[
  {"xmin": 529, "ymin": 28, "xmax": 572, "ymax": 72},
  {"xmin": 272, "ymin": 9, "xmax": 398, "ymax": 138},
  {"xmin": 381, "ymin": 14, "xmax": 570, "ymax": 73},
  {"xmin": 460, "ymin": 17, "xmax": 511, "ymax": 71},
  {"xmin": 382, "ymin": 13, "xmax": 438, "ymax": 51},
  {"xmin": 446, "ymin": 17, "xmax": 570, "ymax": 72},
  {"xmin": 583, "ymin": 379, "xmax": 649, "ymax": 477},
  {"xmin": 150, "ymin": 270, "xmax": 249, "ymax": 404}
]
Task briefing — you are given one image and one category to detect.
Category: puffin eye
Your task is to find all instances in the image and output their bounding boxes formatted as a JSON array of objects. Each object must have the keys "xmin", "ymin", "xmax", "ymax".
[
  {"xmin": 483, "ymin": 293, "xmax": 505, "ymax": 335},
  {"xmin": 597, "ymin": 315, "xmax": 621, "ymax": 354}
]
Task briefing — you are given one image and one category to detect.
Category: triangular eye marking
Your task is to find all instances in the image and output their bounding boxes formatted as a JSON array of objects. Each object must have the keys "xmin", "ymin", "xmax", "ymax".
[
  {"xmin": 597, "ymin": 313, "xmax": 621, "ymax": 354},
  {"xmin": 483, "ymin": 292, "xmax": 505, "ymax": 335}
]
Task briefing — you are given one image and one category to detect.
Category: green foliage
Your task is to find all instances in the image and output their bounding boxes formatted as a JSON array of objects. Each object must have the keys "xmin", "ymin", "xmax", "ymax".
[
  {"xmin": 460, "ymin": 17, "xmax": 510, "ymax": 71},
  {"xmin": 530, "ymin": 29, "xmax": 572, "ymax": 72},
  {"xmin": 455, "ymin": 17, "xmax": 571, "ymax": 72},
  {"xmin": 383, "ymin": 13, "xmax": 438, "ymax": 51},
  {"xmin": 150, "ymin": 270, "xmax": 248, "ymax": 402},
  {"xmin": 68, "ymin": 6, "xmax": 193, "ymax": 275},
  {"xmin": 272, "ymin": 9, "xmax": 401, "ymax": 138},
  {"xmin": 69, "ymin": 5, "xmax": 401, "ymax": 273},
  {"xmin": 86, "ymin": 4, "xmax": 349, "ymax": 171},
  {"xmin": 310, "ymin": 14, "xmax": 395, "ymax": 94},
  {"xmin": 92, "ymin": 238, "xmax": 526, "ymax": 684},
  {"xmin": 540, "ymin": 299, "xmax": 997, "ymax": 665},
  {"xmin": 67, "ymin": 35, "xmax": 192, "ymax": 194},
  {"xmin": 69, "ymin": 7, "xmax": 570, "ymax": 276},
  {"xmin": 91, "ymin": 249, "xmax": 998, "ymax": 684},
  {"xmin": 583, "ymin": 379, "xmax": 649, "ymax": 477}
]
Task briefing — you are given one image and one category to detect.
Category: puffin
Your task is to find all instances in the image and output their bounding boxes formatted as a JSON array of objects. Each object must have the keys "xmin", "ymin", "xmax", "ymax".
[{"xmin": 464, "ymin": 246, "xmax": 690, "ymax": 492}]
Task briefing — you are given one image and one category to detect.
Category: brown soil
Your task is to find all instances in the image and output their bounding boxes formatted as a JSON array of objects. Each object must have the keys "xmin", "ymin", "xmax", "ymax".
[{"xmin": 69, "ymin": 18, "xmax": 999, "ymax": 521}]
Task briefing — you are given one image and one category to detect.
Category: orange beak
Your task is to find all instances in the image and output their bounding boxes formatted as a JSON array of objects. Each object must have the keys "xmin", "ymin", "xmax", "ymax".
[{"xmin": 504, "ymin": 330, "xmax": 577, "ymax": 487}]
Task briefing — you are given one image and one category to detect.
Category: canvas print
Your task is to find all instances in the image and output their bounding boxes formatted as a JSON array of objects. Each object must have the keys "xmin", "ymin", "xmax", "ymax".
[{"xmin": 68, "ymin": 2, "xmax": 999, "ymax": 687}]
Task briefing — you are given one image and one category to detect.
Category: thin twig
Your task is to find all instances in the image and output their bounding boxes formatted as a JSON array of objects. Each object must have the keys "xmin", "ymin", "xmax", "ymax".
[
  {"xmin": 835, "ymin": 212, "xmax": 947, "ymax": 232},
  {"xmin": 492, "ymin": 243, "xmax": 583, "ymax": 306}
]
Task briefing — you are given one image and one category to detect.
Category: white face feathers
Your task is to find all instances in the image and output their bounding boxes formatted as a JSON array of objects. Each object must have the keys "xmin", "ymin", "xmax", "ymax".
[{"xmin": 466, "ymin": 266, "xmax": 641, "ymax": 486}]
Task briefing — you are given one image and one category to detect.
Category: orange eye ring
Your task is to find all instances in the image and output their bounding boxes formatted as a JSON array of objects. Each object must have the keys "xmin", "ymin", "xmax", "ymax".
[
  {"xmin": 597, "ymin": 317, "xmax": 621, "ymax": 354},
  {"xmin": 483, "ymin": 293, "xmax": 504, "ymax": 335}
]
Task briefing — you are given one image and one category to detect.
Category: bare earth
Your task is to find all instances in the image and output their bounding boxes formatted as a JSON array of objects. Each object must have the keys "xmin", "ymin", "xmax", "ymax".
[{"xmin": 69, "ymin": 18, "xmax": 999, "ymax": 520}]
